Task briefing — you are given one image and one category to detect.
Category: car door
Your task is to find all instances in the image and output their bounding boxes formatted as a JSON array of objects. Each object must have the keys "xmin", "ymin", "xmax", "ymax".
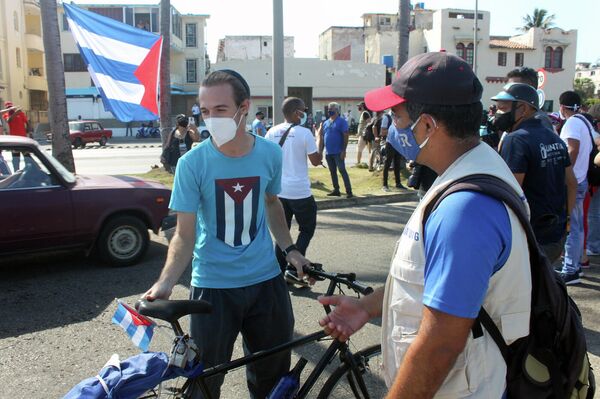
[
  {"xmin": 0, "ymin": 148, "xmax": 75, "ymax": 254},
  {"xmin": 91, "ymin": 122, "xmax": 102, "ymax": 142},
  {"xmin": 83, "ymin": 122, "xmax": 93, "ymax": 143}
]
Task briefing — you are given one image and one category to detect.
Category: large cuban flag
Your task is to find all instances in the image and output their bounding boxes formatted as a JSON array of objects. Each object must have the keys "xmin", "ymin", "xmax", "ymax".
[{"xmin": 63, "ymin": 3, "xmax": 162, "ymax": 122}]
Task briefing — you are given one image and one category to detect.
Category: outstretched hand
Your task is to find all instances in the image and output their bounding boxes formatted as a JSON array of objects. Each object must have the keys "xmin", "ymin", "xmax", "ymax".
[{"xmin": 318, "ymin": 295, "xmax": 371, "ymax": 342}]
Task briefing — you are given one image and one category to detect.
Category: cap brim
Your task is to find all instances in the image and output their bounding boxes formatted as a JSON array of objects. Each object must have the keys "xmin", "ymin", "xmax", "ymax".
[
  {"xmin": 491, "ymin": 91, "xmax": 516, "ymax": 102},
  {"xmin": 364, "ymin": 85, "xmax": 406, "ymax": 112}
]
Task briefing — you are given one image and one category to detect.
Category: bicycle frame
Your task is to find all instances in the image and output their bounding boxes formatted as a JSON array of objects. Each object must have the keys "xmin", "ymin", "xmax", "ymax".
[{"xmin": 168, "ymin": 271, "xmax": 373, "ymax": 399}]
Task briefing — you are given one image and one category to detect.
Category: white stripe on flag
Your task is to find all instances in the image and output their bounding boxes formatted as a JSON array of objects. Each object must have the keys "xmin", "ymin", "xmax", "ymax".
[
  {"xmin": 224, "ymin": 194, "xmax": 235, "ymax": 246},
  {"xmin": 119, "ymin": 307, "xmax": 133, "ymax": 332},
  {"xmin": 241, "ymin": 192, "xmax": 252, "ymax": 245},
  {"xmin": 131, "ymin": 326, "xmax": 145, "ymax": 347},
  {"xmin": 93, "ymin": 72, "xmax": 145, "ymax": 104},
  {"xmin": 67, "ymin": 17, "xmax": 149, "ymax": 65}
]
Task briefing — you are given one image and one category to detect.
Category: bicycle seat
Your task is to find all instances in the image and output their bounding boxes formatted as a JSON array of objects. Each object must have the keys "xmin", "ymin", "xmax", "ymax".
[{"xmin": 136, "ymin": 299, "xmax": 212, "ymax": 323}]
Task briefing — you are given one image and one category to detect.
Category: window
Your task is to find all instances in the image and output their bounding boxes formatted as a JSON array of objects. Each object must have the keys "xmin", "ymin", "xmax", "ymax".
[
  {"xmin": 449, "ymin": 12, "xmax": 483, "ymax": 20},
  {"xmin": 185, "ymin": 23, "xmax": 197, "ymax": 47},
  {"xmin": 88, "ymin": 7, "xmax": 124, "ymax": 22},
  {"xmin": 16, "ymin": 48, "xmax": 21, "ymax": 68},
  {"xmin": 63, "ymin": 53, "xmax": 87, "ymax": 72},
  {"xmin": 379, "ymin": 16, "xmax": 391, "ymax": 26},
  {"xmin": 151, "ymin": 8, "xmax": 159, "ymax": 33},
  {"xmin": 552, "ymin": 47, "xmax": 563, "ymax": 69},
  {"xmin": 465, "ymin": 43, "xmax": 474, "ymax": 66},
  {"xmin": 544, "ymin": 47, "xmax": 563, "ymax": 69},
  {"xmin": 62, "ymin": 13, "xmax": 70, "ymax": 31},
  {"xmin": 497, "ymin": 52, "xmax": 507, "ymax": 66},
  {"xmin": 0, "ymin": 150, "xmax": 54, "ymax": 189},
  {"xmin": 186, "ymin": 59, "xmax": 197, "ymax": 83},
  {"xmin": 456, "ymin": 42, "xmax": 465, "ymax": 59},
  {"xmin": 515, "ymin": 52, "xmax": 524, "ymax": 67},
  {"xmin": 135, "ymin": 13, "xmax": 151, "ymax": 31},
  {"xmin": 13, "ymin": 11, "xmax": 19, "ymax": 32},
  {"xmin": 592, "ymin": 71, "xmax": 596, "ymax": 76},
  {"xmin": 171, "ymin": 9, "xmax": 182, "ymax": 38}
]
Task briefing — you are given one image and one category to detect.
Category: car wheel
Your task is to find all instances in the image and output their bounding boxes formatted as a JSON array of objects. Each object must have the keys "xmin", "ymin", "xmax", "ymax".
[
  {"xmin": 97, "ymin": 215, "xmax": 149, "ymax": 266},
  {"xmin": 74, "ymin": 137, "xmax": 83, "ymax": 149},
  {"xmin": 99, "ymin": 136, "xmax": 107, "ymax": 146}
]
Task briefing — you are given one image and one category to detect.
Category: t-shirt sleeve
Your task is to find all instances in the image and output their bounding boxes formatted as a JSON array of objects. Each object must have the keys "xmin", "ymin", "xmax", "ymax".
[
  {"xmin": 499, "ymin": 133, "xmax": 529, "ymax": 174},
  {"xmin": 169, "ymin": 156, "xmax": 201, "ymax": 213},
  {"xmin": 423, "ymin": 191, "xmax": 512, "ymax": 318},
  {"xmin": 305, "ymin": 130, "xmax": 318, "ymax": 154},
  {"xmin": 266, "ymin": 145, "xmax": 282, "ymax": 195},
  {"xmin": 381, "ymin": 115, "xmax": 390, "ymax": 129},
  {"xmin": 561, "ymin": 117, "xmax": 583, "ymax": 142}
]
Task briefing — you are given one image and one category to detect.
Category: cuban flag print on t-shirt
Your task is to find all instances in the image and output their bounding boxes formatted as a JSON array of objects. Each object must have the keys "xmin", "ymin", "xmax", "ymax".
[{"xmin": 215, "ymin": 177, "xmax": 260, "ymax": 247}]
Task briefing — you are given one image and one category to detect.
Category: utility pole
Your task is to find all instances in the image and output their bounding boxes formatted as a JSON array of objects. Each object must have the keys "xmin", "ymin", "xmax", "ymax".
[
  {"xmin": 473, "ymin": 0, "xmax": 479, "ymax": 75},
  {"xmin": 397, "ymin": 0, "xmax": 411, "ymax": 69},
  {"xmin": 40, "ymin": 0, "xmax": 75, "ymax": 172},
  {"xmin": 272, "ymin": 0, "xmax": 284, "ymax": 125},
  {"xmin": 159, "ymin": 0, "xmax": 171, "ymax": 147}
]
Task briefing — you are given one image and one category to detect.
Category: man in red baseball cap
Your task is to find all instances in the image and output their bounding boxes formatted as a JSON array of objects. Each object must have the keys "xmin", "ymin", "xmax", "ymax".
[{"xmin": 319, "ymin": 52, "xmax": 532, "ymax": 397}]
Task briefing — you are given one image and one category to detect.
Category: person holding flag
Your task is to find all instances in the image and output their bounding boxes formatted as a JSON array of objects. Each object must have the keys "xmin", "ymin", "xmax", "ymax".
[{"xmin": 144, "ymin": 70, "xmax": 311, "ymax": 399}]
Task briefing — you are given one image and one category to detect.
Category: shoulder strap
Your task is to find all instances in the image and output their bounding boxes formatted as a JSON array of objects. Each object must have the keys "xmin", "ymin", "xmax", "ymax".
[
  {"xmin": 278, "ymin": 123, "xmax": 296, "ymax": 147},
  {"xmin": 573, "ymin": 115, "xmax": 594, "ymax": 152},
  {"xmin": 423, "ymin": 174, "xmax": 544, "ymax": 363}
]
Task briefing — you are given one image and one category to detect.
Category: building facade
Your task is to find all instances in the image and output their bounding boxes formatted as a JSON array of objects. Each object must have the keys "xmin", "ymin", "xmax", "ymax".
[
  {"xmin": 216, "ymin": 35, "xmax": 295, "ymax": 62},
  {"xmin": 319, "ymin": 7, "xmax": 578, "ymax": 111},
  {"xmin": 576, "ymin": 63, "xmax": 600, "ymax": 99},
  {"xmin": 0, "ymin": 0, "xmax": 48, "ymax": 129},
  {"xmin": 58, "ymin": 2, "xmax": 209, "ymax": 127},
  {"xmin": 212, "ymin": 58, "xmax": 386, "ymax": 125}
]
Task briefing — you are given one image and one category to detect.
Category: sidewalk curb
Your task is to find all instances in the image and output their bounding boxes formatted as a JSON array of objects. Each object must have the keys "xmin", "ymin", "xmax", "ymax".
[{"xmin": 316, "ymin": 191, "xmax": 417, "ymax": 210}]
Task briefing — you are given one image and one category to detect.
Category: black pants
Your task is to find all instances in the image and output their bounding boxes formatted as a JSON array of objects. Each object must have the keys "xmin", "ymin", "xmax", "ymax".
[
  {"xmin": 189, "ymin": 276, "xmax": 294, "ymax": 398},
  {"xmin": 193, "ymin": 114, "xmax": 200, "ymax": 126},
  {"xmin": 383, "ymin": 143, "xmax": 404, "ymax": 187},
  {"xmin": 275, "ymin": 196, "xmax": 318, "ymax": 271}
]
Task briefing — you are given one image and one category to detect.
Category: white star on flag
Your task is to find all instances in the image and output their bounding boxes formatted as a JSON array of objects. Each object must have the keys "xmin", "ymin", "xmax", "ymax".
[{"xmin": 233, "ymin": 182, "xmax": 244, "ymax": 192}]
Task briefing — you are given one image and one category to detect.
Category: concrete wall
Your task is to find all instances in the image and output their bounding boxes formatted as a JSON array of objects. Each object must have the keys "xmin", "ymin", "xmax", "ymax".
[{"xmin": 217, "ymin": 36, "xmax": 294, "ymax": 62}]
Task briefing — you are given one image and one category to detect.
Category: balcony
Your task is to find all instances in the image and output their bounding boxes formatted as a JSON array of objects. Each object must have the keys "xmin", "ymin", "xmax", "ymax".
[
  {"xmin": 28, "ymin": 71, "xmax": 47, "ymax": 92},
  {"xmin": 26, "ymin": 33, "xmax": 44, "ymax": 53}
]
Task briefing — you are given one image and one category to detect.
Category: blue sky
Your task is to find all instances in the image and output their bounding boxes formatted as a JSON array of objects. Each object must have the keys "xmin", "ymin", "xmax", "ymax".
[{"xmin": 73, "ymin": 0, "xmax": 599, "ymax": 64}]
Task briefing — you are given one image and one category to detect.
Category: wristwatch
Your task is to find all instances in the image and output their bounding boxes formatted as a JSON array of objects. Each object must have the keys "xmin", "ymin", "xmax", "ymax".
[{"xmin": 282, "ymin": 244, "xmax": 299, "ymax": 258}]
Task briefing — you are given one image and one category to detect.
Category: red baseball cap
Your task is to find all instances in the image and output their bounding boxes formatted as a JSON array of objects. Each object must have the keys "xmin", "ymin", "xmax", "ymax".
[
  {"xmin": 4, "ymin": 101, "xmax": 13, "ymax": 108},
  {"xmin": 365, "ymin": 52, "xmax": 482, "ymax": 112}
]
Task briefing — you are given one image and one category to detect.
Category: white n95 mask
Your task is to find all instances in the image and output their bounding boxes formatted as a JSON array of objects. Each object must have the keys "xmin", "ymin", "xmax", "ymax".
[{"xmin": 205, "ymin": 108, "xmax": 242, "ymax": 147}]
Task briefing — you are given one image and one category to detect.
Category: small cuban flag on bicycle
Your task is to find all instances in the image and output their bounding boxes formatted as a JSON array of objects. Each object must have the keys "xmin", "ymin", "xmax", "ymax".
[
  {"xmin": 63, "ymin": 3, "xmax": 162, "ymax": 122},
  {"xmin": 112, "ymin": 300, "xmax": 155, "ymax": 352}
]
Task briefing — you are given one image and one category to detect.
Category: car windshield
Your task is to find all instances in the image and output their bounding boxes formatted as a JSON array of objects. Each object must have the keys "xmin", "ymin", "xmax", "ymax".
[
  {"xmin": 69, "ymin": 122, "xmax": 84, "ymax": 132},
  {"xmin": 40, "ymin": 150, "xmax": 76, "ymax": 184}
]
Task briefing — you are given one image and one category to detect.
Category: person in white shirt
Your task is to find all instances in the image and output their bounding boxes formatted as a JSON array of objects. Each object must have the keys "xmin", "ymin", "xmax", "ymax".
[
  {"xmin": 557, "ymin": 91, "xmax": 593, "ymax": 284},
  {"xmin": 191, "ymin": 102, "xmax": 200, "ymax": 126},
  {"xmin": 265, "ymin": 97, "xmax": 322, "ymax": 274}
]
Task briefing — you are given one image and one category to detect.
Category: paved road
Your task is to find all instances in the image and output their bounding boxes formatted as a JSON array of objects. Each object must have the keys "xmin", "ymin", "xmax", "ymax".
[
  {"xmin": 39, "ymin": 141, "xmax": 362, "ymax": 175},
  {"xmin": 0, "ymin": 201, "xmax": 598, "ymax": 398}
]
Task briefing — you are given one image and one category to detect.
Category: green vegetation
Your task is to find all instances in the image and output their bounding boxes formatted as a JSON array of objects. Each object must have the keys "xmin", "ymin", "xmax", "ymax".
[{"xmin": 136, "ymin": 164, "xmax": 412, "ymax": 200}]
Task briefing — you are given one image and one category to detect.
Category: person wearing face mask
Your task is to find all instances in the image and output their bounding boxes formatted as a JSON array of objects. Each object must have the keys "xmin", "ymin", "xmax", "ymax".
[
  {"xmin": 161, "ymin": 114, "xmax": 200, "ymax": 173},
  {"xmin": 144, "ymin": 70, "xmax": 312, "ymax": 399},
  {"xmin": 265, "ymin": 97, "xmax": 322, "ymax": 279},
  {"xmin": 492, "ymin": 83, "xmax": 577, "ymax": 266},
  {"xmin": 317, "ymin": 102, "xmax": 353, "ymax": 198},
  {"xmin": 317, "ymin": 52, "xmax": 533, "ymax": 398},
  {"xmin": 556, "ymin": 91, "xmax": 596, "ymax": 285}
]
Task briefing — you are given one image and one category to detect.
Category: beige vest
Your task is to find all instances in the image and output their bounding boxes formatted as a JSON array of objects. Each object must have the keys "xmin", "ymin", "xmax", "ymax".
[{"xmin": 381, "ymin": 143, "xmax": 532, "ymax": 398}]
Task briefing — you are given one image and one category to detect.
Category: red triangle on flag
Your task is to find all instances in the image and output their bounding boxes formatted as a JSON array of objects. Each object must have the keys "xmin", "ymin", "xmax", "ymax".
[{"xmin": 134, "ymin": 36, "xmax": 162, "ymax": 115}]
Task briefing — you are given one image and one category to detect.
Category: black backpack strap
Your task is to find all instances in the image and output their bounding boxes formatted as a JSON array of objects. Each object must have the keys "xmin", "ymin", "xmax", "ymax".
[
  {"xmin": 278, "ymin": 123, "xmax": 296, "ymax": 147},
  {"xmin": 422, "ymin": 174, "xmax": 545, "ymax": 360}
]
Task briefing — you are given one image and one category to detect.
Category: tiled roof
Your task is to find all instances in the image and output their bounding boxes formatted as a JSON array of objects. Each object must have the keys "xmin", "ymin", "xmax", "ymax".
[{"xmin": 488, "ymin": 40, "xmax": 535, "ymax": 50}]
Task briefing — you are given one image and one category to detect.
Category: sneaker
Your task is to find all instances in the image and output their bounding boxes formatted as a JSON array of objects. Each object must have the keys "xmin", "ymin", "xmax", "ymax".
[
  {"xmin": 559, "ymin": 272, "xmax": 581, "ymax": 285},
  {"xmin": 346, "ymin": 193, "xmax": 354, "ymax": 199},
  {"xmin": 326, "ymin": 190, "xmax": 341, "ymax": 197},
  {"xmin": 382, "ymin": 186, "xmax": 390, "ymax": 192},
  {"xmin": 578, "ymin": 267, "xmax": 584, "ymax": 277},
  {"xmin": 395, "ymin": 184, "xmax": 407, "ymax": 190}
]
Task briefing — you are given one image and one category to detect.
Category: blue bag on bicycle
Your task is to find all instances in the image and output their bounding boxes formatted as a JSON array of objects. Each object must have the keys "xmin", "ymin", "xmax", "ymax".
[{"xmin": 64, "ymin": 352, "xmax": 203, "ymax": 399}]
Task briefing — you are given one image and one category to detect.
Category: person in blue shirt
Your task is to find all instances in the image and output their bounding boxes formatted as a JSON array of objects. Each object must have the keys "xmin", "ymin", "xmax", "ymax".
[
  {"xmin": 251, "ymin": 111, "xmax": 267, "ymax": 136},
  {"xmin": 143, "ymin": 69, "xmax": 311, "ymax": 399},
  {"xmin": 317, "ymin": 102, "xmax": 353, "ymax": 198}
]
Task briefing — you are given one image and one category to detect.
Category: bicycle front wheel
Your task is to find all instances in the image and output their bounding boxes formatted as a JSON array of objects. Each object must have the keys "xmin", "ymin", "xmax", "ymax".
[{"xmin": 317, "ymin": 344, "xmax": 385, "ymax": 399}]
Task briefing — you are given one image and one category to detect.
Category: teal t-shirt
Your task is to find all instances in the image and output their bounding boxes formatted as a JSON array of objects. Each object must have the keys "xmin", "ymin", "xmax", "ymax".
[{"xmin": 169, "ymin": 135, "xmax": 282, "ymax": 288}]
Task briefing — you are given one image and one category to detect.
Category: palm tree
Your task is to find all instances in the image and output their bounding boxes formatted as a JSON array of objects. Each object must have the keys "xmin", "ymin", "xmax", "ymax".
[
  {"xmin": 40, "ymin": 0, "xmax": 75, "ymax": 172},
  {"xmin": 521, "ymin": 8, "xmax": 555, "ymax": 32},
  {"xmin": 397, "ymin": 0, "xmax": 410, "ymax": 69},
  {"xmin": 159, "ymin": 0, "xmax": 171, "ymax": 147}
]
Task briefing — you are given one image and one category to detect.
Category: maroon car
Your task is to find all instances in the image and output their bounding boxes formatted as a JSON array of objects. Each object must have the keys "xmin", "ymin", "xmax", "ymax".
[
  {"xmin": 46, "ymin": 120, "xmax": 113, "ymax": 148},
  {"xmin": 0, "ymin": 136, "xmax": 171, "ymax": 266}
]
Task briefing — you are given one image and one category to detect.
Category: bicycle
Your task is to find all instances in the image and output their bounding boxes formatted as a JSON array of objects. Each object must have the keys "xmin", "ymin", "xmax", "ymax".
[
  {"xmin": 136, "ymin": 264, "xmax": 384, "ymax": 399},
  {"xmin": 369, "ymin": 139, "xmax": 387, "ymax": 173}
]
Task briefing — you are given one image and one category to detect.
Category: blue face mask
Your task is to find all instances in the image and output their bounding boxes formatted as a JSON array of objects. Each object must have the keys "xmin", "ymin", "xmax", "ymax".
[
  {"xmin": 388, "ymin": 116, "xmax": 430, "ymax": 161},
  {"xmin": 328, "ymin": 110, "xmax": 336, "ymax": 117},
  {"xmin": 299, "ymin": 111, "xmax": 308, "ymax": 126}
]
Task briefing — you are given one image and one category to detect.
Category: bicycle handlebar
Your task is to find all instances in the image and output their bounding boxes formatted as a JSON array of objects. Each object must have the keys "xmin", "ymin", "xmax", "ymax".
[{"xmin": 292, "ymin": 263, "xmax": 374, "ymax": 296}]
